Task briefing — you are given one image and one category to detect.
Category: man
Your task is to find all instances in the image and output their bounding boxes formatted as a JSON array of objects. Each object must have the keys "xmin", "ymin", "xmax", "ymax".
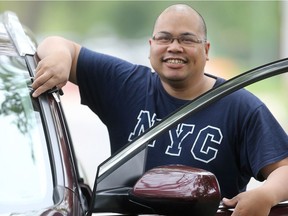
[{"xmin": 32, "ymin": 4, "xmax": 288, "ymax": 216}]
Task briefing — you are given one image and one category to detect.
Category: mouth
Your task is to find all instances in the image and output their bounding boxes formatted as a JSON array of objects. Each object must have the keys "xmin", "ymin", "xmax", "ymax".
[{"xmin": 163, "ymin": 58, "xmax": 187, "ymax": 64}]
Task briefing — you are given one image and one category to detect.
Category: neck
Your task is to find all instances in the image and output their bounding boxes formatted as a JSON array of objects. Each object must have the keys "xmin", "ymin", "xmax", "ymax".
[{"xmin": 161, "ymin": 74, "xmax": 216, "ymax": 100}]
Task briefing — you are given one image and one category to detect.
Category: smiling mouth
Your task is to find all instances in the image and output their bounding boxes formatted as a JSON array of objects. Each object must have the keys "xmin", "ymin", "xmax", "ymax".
[{"xmin": 164, "ymin": 58, "xmax": 187, "ymax": 64}]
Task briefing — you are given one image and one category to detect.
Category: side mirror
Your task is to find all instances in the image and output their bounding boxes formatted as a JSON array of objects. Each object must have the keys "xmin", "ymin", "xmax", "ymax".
[
  {"xmin": 129, "ymin": 165, "xmax": 221, "ymax": 215},
  {"xmin": 89, "ymin": 164, "xmax": 221, "ymax": 215}
]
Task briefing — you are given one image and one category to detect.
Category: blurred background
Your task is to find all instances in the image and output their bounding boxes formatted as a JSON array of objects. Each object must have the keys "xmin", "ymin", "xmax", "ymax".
[{"xmin": 0, "ymin": 0, "xmax": 287, "ymax": 187}]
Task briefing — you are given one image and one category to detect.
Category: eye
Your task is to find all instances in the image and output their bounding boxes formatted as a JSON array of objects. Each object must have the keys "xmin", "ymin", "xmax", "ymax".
[
  {"xmin": 154, "ymin": 33, "xmax": 172, "ymax": 43},
  {"xmin": 180, "ymin": 35, "xmax": 198, "ymax": 44}
]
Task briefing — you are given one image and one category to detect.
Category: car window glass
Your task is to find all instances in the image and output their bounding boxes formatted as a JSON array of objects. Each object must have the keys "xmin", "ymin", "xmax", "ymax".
[{"xmin": 0, "ymin": 55, "xmax": 54, "ymax": 212}]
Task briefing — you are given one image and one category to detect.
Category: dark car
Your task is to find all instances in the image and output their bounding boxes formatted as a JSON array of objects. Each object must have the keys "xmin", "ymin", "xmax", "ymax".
[
  {"xmin": 1, "ymin": 11, "xmax": 288, "ymax": 216},
  {"xmin": 0, "ymin": 11, "xmax": 91, "ymax": 215}
]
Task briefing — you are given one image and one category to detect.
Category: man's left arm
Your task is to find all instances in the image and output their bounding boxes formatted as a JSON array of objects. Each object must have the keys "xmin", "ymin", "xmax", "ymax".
[
  {"xmin": 223, "ymin": 158, "xmax": 288, "ymax": 216},
  {"xmin": 260, "ymin": 158, "xmax": 288, "ymax": 205}
]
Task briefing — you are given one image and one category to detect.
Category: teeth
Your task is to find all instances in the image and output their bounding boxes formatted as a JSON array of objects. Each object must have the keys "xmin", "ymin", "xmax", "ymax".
[{"xmin": 166, "ymin": 59, "xmax": 184, "ymax": 64}]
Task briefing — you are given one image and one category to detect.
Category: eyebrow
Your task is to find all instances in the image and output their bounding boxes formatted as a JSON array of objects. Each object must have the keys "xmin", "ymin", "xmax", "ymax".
[
  {"xmin": 158, "ymin": 31, "xmax": 197, "ymax": 36},
  {"xmin": 181, "ymin": 32, "xmax": 197, "ymax": 36}
]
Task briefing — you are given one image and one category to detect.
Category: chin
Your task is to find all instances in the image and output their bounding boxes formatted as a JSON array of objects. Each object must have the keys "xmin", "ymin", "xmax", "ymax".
[{"xmin": 165, "ymin": 73, "xmax": 186, "ymax": 81}]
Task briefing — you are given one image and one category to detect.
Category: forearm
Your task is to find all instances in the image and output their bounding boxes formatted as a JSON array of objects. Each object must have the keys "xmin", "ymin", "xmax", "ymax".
[
  {"xmin": 262, "ymin": 165, "xmax": 288, "ymax": 206},
  {"xmin": 31, "ymin": 36, "xmax": 81, "ymax": 97},
  {"xmin": 36, "ymin": 36, "xmax": 80, "ymax": 83}
]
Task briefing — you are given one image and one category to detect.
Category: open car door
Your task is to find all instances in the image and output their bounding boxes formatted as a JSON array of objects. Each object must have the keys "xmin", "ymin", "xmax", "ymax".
[{"xmin": 88, "ymin": 58, "xmax": 288, "ymax": 216}]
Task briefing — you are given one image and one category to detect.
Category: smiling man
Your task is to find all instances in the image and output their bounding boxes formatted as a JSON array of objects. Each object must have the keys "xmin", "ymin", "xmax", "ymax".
[
  {"xmin": 149, "ymin": 5, "xmax": 214, "ymax": 100},
  {"xmin": 32, "ymin": 4, "xmax": 288, "ymax": 216}
]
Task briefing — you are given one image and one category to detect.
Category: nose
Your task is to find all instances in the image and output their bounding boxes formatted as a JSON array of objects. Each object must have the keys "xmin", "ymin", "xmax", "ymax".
[
  {"xmin": 170, "ymin": 38, "xmax": 182, "ymax": 45},
  {"xmin": 167, "ymin": 39, "xmax": 184, "ymax": 52},
  {"xmin": 170, "ymin": 38, "xmax": 181, "ymax": 44}
]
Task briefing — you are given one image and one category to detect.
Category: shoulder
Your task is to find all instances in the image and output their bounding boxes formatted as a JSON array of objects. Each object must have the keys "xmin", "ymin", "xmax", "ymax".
[
  {"xmin": 206, "ymin": 73, "xmax": 264, "ymax": 108},
  {"xmin": 77, "ymin": 47, "xmax": 158, "ymax": 90},
  {"xmin": 78, "ymin": 46, "xmax": 131, "ymax": 66},
  {"xmin": 78, "ymin": 47, "xmax": 154, "ymax": 75}
]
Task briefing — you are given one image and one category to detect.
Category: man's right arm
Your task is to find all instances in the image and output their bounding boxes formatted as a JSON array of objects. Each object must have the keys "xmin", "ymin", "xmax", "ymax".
[{"xmin": 31, "ymin": 36, "xmax": 81, "ymax": 97}]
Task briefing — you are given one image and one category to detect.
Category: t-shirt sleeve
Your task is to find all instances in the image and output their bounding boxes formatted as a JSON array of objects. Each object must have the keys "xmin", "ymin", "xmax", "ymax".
[
  {"xmin": 245, "ymin": 104, "xmax": 288, "ymax": 181},
  {"xmin": 76, "ymin": 47, "xmax": 150, "ymax": 125}
]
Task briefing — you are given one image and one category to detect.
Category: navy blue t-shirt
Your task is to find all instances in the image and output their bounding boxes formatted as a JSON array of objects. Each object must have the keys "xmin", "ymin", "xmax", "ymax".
[{"xmin": 77, "ymin": 47, "xmax": 288, "ymax": 198}]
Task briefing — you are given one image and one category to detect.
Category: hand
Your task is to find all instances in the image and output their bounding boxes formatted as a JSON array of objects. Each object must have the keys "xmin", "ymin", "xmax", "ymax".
[
  {"xmin": 31, "ymin": 51, "xmax": 72, "ymax": 97},
  {"xmin": 222, "ymin": 188, "xmax": 273, "ymax": 216}
]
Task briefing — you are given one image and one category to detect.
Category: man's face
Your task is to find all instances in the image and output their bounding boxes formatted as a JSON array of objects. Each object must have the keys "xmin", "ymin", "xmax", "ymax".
[{"xmin": 149, "ymin": 10, "xmax": 210, "ymax": 87}]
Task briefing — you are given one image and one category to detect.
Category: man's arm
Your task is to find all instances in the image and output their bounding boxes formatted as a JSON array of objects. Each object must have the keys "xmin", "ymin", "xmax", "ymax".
[
  {"xmin": 31, "ymin": 36, "xmax": 81, "ymax": 97},
  {"xmin": 260, "ymin": 158, "xmax": 288, "ymax": 205},
  {"xmin": 223, "ymin": 158, "xmax": 288, "ymax": 216}
]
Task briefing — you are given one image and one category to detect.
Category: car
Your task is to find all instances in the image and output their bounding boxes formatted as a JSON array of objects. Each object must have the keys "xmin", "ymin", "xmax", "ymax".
[
  {"xmin": 0, "ymin": 11, "xmax": 92, "ymax": 215},
  {"xmin": 0, "ymin": 11, "xmax": 287, "ymax": 216}
]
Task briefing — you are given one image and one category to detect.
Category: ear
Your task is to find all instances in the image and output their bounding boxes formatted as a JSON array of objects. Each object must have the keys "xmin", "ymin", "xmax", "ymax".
[
  {"xmin": 149, "ymin": 38, "xmax": 153, "ymax": 46},
  {"xmin": 205, "ymin": 41, "xmax": 210, "ymax": 61}
]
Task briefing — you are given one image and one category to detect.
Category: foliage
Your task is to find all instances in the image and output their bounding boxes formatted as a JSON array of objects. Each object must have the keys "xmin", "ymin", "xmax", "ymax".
[{"xmin": 0, "ymin": 1, "xmax": 281, "ymax": 69}]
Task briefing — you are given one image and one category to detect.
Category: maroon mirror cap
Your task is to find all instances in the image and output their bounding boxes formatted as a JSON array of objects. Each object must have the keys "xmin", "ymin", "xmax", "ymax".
[
  {"xmin": 132, "ymin": 165, "xmax": 220, "ymax": 200},
  {"xmin": 130, "ymin": 165, "xmax": 221, "ymax": 215}
]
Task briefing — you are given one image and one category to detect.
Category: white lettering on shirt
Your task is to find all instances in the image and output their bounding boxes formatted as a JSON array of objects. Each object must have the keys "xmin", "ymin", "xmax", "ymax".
[{"xmin": 128, "ymin": 110, "xmax": 222, "ymax": 163}]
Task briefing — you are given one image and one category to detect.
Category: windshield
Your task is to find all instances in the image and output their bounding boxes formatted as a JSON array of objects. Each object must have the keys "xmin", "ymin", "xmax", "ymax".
[{"xmin": 0, "ymin": 55, "xmax": 54, "ymax": 213}]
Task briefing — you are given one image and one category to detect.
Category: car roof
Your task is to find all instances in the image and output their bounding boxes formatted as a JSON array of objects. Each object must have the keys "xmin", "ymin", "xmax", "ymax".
[
  {"xmin": 0, "ymin": 22, "xmax": 18, "ymax": 56},
  {"xmin": 0, "ymin": 11, "xmax": 36, "ymax": 57}
]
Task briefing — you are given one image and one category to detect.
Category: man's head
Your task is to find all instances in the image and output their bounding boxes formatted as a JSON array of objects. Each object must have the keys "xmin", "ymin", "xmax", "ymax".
[
  {"xmin": 149, "ymin": 4, "xmax": 210, "ymax": 90},
  {"xmin": 153, "ymin": 4, "xmax": 207, "ymax": 40}
]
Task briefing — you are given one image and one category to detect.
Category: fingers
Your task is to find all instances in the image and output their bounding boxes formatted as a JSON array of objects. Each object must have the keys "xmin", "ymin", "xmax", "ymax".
[
  {"xmin": 32, "ymin": 67, "xmax": 67, "ymax": 97},
  {"xmin": 223, "ymin": 191, "xmax": 271, "ymax": 216},
  {"xmin": 31, "ymin": 69, "xmax": 52, "ymax": 97},
  {"xmin": 31, "ymin": 58, "xmax": 69, "ymax": 97},
  {"xmin": 32, "ymin": 77, "xmax": 66, "ymax": 97},
  {"xmin": 222, "ymin": 197, "xmax": 238, "ymax": 208},
  {"xmin": 223, "ymin": 197, "xmax": 240, "ymax": 216}
]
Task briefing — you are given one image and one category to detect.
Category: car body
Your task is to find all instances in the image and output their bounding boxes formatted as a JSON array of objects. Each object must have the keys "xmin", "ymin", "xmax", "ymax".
[
  {"xmin": 0, "ymin": 11, "xmax": 287, "ymax": 216},
  {"xmin": 0, "ymin": 11, "xmax": 91, "ymax": 215}
]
